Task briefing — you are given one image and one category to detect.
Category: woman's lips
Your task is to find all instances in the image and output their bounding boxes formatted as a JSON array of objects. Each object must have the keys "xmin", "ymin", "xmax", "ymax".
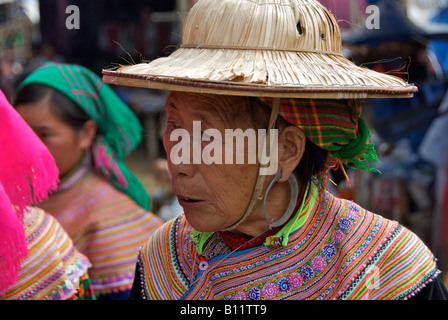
[{"xmin": 176, "ymin": 195, "xmax": 205, "ymax": 207}]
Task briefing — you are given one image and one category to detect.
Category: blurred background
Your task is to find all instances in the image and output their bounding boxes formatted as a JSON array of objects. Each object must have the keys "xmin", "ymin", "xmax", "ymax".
[{"xmin": 1, "ymin": 0, "xmax": 448, "ymax": 284}]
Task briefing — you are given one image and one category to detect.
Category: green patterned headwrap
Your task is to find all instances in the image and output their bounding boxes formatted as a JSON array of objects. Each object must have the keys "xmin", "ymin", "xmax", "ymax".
[
  {"xmin": 260, "ymin": 97, "xmax": 379, "ymax": 188},
  {"xmin": 18, "ymin": 63, "xmax": 150, "ymax": 210}
]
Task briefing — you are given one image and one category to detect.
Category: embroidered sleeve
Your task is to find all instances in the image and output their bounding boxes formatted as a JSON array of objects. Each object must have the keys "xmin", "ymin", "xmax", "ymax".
[
  {"xmin": 345, "ymin": 224, "xmax": 440, "ymax": 300},
  {"xmin": 134, "ymin": 216, "xmax": 193, "ymax": 299}
]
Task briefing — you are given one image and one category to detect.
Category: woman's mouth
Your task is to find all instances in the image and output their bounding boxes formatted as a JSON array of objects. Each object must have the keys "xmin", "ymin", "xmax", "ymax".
[{"xmin": 177, "ymin": 196, "xmax": 204, "ymax": 207}]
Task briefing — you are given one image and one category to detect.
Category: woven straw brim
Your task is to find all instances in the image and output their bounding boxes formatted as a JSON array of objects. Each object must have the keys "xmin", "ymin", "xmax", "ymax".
[{"xmin": 103, "ymin": 47, "xmax": 417, "ymax": 99}]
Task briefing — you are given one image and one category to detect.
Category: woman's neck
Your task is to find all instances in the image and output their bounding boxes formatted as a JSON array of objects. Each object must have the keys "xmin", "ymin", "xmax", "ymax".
[
  {"xmin": 57, "ymin": 152, "xmax": 91, "ymax": 192},
  {"xmin": 233, "ymin": 177, "xmax": 296, "ymax": 238}
]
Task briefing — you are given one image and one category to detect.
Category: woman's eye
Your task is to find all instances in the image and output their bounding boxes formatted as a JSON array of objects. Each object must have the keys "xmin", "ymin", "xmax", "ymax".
[{"xmin": 37, "ymin": 132, "xmax": 49, "ymax": 140}]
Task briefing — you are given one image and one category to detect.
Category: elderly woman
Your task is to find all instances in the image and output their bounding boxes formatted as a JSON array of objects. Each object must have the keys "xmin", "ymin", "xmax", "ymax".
[
  {"xmin": 103, "ymin": 0, "xmax": 448, "ymax": 299},
  {"xmin": 14, "ymin": 63, "xmax": 163, "ymax": 299}
]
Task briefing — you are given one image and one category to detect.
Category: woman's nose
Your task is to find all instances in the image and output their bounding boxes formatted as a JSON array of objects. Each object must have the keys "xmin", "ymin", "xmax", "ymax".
[
  {"xmin": 165, "ymin": 141, "xmax": 196, "ymax": 178},
  {"xmin": 168, "ymin": 160, "xmax": 195, "ymax": 178}
]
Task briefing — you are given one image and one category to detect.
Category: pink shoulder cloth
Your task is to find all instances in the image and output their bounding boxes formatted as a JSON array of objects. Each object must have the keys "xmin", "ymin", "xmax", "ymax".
[{"xmin": 0, "ymin": 90, "xmax": 59, "ymax": 294}]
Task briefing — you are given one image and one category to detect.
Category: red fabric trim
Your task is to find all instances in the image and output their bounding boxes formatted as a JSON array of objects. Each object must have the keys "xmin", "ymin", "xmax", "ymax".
[{"xmin": 219, "ymin": 184, "xmax": 306, "ymax": 250}]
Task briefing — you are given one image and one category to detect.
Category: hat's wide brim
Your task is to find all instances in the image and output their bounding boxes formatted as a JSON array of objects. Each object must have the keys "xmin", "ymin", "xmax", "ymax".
[{"xmin": 102, "ymin": 48, "xmax": 417, "ymax": 99}]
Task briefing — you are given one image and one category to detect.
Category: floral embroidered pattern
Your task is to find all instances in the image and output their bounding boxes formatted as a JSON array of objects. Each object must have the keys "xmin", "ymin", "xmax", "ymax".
[
  {"xmin": 262, "ymin": 282, "xmax": 277, "ymax": 299},
  {"xmin": 289, "ymin": 272, "xmax": 303, "ymax": 289},
  {"xmin": 332, "ymin": 230, "xmax": 345, "ymax": 245},
  {"xmin": 301, "ymin": 265, "xmax": 314, "ymax": 281},
  {"xmin": 339, "ymin": 218, "xmax": 353, "ymax": 230},
  {"xmin": 322, "ymin": 244, "xmax": 337, "ymax": 259},
  {"xmin": 221, "ymin": 199, "xmax": 361, "ymax": 300},
  {"xmin": 312, "ymin": 256, "xmax": 326, "ymax": 272},
  {"xmin": 248, "ymin": 287, "xmax": 261, "ymax": 300},
  {"xmin": 277, "ymin": 277, "xmax": 291, "ymax": 293},
  {"xmin": 234, "ymin": 291, "xmax": 247, "ymax": 300}
]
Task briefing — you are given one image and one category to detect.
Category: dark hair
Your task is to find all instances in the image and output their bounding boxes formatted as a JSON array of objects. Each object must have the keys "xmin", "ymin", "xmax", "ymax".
[
  {"xmin": 245, "ymin": 97, "xmax": 328, "ymax": 186},
  {"xmin": 14, "ymin": 83, "xmax": 90, "ymax": 131}
]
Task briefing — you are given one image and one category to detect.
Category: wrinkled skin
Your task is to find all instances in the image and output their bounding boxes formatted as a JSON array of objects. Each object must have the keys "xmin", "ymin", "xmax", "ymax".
[{"xmin": 163, "ymin": 92, "xmax": 305, "ymax": 236}]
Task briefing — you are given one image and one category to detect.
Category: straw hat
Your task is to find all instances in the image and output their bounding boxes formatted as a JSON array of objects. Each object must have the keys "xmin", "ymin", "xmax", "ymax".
[{"xmin": 102, "ymin": 0, "xmax": 417, "ymax": 99}]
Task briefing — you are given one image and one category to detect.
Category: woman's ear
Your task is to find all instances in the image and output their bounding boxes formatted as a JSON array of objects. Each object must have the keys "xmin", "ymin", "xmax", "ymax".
[
  {"xmin": 78, "ymin": 119, "xmax": 97, "ymax": 149},
  {"xmin": 277, "ymin": 126, "xmax": 305, "ymax": 183}
]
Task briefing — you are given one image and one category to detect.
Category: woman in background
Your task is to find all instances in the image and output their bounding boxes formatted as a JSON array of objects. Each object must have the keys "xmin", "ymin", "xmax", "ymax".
[
  {"xmin": 14, "ymin": 63, "xmax": 163, "ymax": 300},
  {"xmin": 0, "ymin": 89, "xmax": 95, "ymax": 300}
]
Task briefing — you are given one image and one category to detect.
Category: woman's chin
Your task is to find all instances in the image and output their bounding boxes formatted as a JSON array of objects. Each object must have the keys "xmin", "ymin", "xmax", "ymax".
[{"xmin": 184, "ymin": 209, "xmax": 230, "ymax": 233}]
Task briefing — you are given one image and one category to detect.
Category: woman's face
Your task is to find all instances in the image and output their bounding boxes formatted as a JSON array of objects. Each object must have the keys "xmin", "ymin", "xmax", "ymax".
[
  {"xmin": 163, "ymin": 92, "xmax": 262, "ymax": 232},
  {"xmin": 16, "ymin": 96, "xmax": 90, "ymax": 178}
]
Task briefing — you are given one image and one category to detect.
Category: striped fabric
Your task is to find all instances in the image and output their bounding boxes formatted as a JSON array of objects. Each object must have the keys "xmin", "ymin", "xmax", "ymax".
[
  {"xmin": 260, "ymin": 98, "xmax": 362, "ymax": 152},
  {"xmin": 38, "ymin": 165, "xmax": 163, "ymax": 296},
  {"xmin": 0, "ymin": 207, "xmax": 92, "ymax": 300},
  {"xmin": 135, "ymin": 191, "xmax": 440, "ymax": 300},
  {"xmin": 259, "ymin": 98, "xmax": 379, "ymax": 189},
  {"xmin": 342, "ymin": 226, "xmax": 439, "ymax": 299}
]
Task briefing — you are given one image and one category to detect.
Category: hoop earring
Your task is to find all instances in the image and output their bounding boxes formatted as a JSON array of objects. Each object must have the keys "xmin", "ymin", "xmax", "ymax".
[{"xmin": 263, "ymin": 172, "xmax": 299, "ymax": 228}]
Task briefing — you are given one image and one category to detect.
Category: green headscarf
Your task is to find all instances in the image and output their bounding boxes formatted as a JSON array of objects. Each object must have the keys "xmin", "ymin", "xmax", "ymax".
[
  {"xmin": 260, "ymin": 97, "xmax": 379, "ymax": 189},
  {"xmin": 18, "ymin": 63, "xmax": 150, "ymax": 210}
]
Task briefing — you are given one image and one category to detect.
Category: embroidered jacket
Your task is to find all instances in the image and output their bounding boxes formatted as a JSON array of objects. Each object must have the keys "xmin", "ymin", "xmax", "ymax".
[
  {"xmin": 38, "ymin": 165, "xmax": 163, "ymax": 297},
  {"xmin": 0, "ymin": 207, "xmax": 93, "ymax": 300},
  {"xmin": 134, "ymin": 189, "xmax": 440, "ymax": 300}
]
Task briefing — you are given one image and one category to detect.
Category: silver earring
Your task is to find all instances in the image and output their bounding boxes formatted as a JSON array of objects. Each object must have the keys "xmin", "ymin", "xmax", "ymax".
[{"xmin": 263, "ymin": 172, "xmax": 299, "ymax": 228}]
